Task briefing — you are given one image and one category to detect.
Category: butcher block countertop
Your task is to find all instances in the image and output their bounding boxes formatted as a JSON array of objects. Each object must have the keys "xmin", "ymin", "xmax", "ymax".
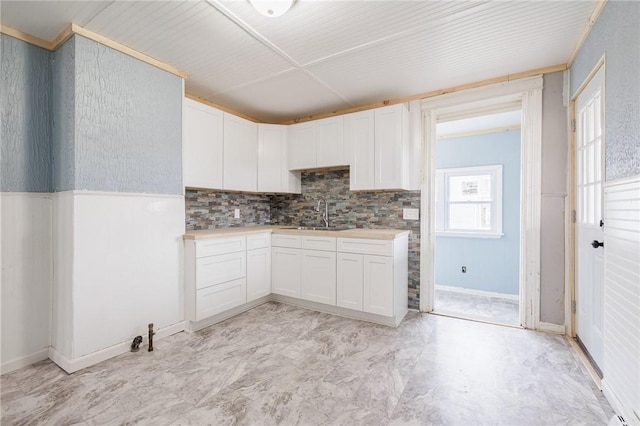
[{"xmin": 183, "ymin": 226, "xmax": 410, "ymax": 241}]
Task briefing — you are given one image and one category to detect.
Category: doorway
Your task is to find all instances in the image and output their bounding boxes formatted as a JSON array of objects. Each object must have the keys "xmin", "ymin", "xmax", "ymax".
[
  {"xmin": 420, "ymin": 76, "xmax": 544, "ymax": 330},
  {"xmin": 432, "ymin": 110, "xmax": 522, "ymax": 326},
  {"xmin": 572, "ymin": 63, "xmax": 605, "ymax": 373}
]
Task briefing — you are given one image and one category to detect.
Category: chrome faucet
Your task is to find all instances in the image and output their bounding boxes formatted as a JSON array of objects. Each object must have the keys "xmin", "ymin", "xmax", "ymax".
[{"xmin": 316, "ymin": 199, "xmax": 329, "ymax": 228}]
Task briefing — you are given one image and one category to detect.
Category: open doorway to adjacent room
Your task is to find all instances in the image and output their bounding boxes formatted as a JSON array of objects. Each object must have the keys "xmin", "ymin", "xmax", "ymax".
[{"xmin": 432, "ymin": 109, "xmax": 522, "ymax": 326}]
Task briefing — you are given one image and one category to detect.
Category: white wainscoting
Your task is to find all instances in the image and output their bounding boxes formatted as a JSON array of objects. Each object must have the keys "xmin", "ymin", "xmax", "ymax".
[
  {"xmin": 1, "ymin": 193, "xmax": 52, "ymax": 374},
  {"xmin": 50, "ymin": 191, "xmax": 186, "ymax": 370},
  {"xmin": 601, "ymin": 176, "xmax": 640, "ymax": 423}
]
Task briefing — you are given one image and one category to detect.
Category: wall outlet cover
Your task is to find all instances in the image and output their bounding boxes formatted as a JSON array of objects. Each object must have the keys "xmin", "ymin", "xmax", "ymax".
[
  {"xmin": 234, "ymin": 208, "xmax": 240, "ymax": 219},
  {"xmin": 403, "ymin": 208, "xmax": 419, "ymax": 220}
]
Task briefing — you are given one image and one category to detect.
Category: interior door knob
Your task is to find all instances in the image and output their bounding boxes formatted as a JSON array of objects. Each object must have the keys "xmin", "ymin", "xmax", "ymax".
[{"xmin": 591, "ymin": 240, "xmax": 604, "ymax": 248}]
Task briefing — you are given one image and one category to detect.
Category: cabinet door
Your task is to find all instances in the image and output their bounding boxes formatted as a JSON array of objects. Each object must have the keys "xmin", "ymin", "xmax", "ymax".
[
  {"xmin": 374, "ymin": 104, "xmax": 406, "ymax": 189},
  {"xmin": 363, "ymin": 255, "xmax": 393, "ymax": 316},
  {"xmin": 301, "ymin": 249, "xmax": 337, "ymax": 305},
  {"xmin": 345, "ymin": 110, "xmax": 375, "ymax": 190},
  {"xmin": 196, "ymin": 278, "xmax": 246, "ymax": 321},
  {"xmin": 183, "ymin": 99, "xmax": 223, "ymax": 189},
  {"xmin": 247, "ymin": 247, "xmax": 271, "ymax": 302},
  {"xmin": 224, "ymin": 113, "xmax": 258, "ymax": 192},
  {"xmin": 272, "ymin": 247, "xmax": 301, "ymax": 297},
  {"xmin": 288, "ymin": 122, "xmax": 316, "ymax": 170},
  {"xmin": 316, "ymin": 116, "xmax": 345, "ymax": 167},
  {"xmin": 258, "ymin": 124, "xmax": 287, "ymax": 192},
  {"xmin": 337, "ymin": 253, "xmax": 363, "ymax": 311}
]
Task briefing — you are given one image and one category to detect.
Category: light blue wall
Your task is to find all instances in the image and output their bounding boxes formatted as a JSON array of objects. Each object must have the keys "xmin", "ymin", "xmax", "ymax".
[
  {"xmin": 435, "ymin": 130, "xmax": 521, "ymax": 295},
  {"xmin": 570, "ymin": 1, "xmax": 640, "ymax": 181},
  {"xmin": 0, "ymin": 35, "xmax": 52, "ymax": 192},
  {"xmin": 52, "ymin": 36, "xmax": 76, "ymax": 193},
  {"xmin": 72, "ymin": 36, "xmax": 183, "ymax": 194}
]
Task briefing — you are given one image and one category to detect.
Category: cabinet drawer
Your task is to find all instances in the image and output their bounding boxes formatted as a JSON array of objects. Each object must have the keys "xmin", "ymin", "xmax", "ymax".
[
  {"xmin": 196, "ymin": 278, "xmax": 246, "ymax": 321},
  {"xmin": 247, "ymin": 232, "xmax": 271, "ymax": 250},
  {"xmin": 196, "ymin": 251, "xmax": 246, "ymax": 289},
  {"xmin": 196, "ymin": 236, "xmax": 246, "ymax": 258},
  {"xmin": 337, "ymin": 238, "xmax": 392, "ymax": 256},
  {"xmin": 302, "ymin": 236, "xmax": 336, "ymax": 251},
  {"xmin": 272, "ymin": 234, "xmax": 302, "ymax": 248}
]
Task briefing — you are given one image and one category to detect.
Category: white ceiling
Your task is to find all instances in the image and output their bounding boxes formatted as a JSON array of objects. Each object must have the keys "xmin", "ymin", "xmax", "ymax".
[{"xmin": 0, "ymin": 0, "xmax": 597, "ymax": 123}]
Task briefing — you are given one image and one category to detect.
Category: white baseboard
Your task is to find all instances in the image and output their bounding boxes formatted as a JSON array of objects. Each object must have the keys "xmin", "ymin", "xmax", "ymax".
[
  {"xmin": 49, "ymin": 321, "xmax": 185, "ymax": 374},
  {"xmin": 536, "ymin": 321, "xmax": 565, "ymax": 334},
  {"xmin": 602, "ymin": 379, "xmax": 639, "ymax": 425},
  {"xmin": 1, "ymin": 349, "xmax": 49, "ymax": 375},
  {"xmin": 271, "ymin": 294, "xmax": 405, "ymax": 327},
  {"xmin": 186, "ymin": 296, "xmax": 272, "ymax": 333},
  {"xmin": 435, "ymin": 284, "xmax": 519, "ymax": 301}
]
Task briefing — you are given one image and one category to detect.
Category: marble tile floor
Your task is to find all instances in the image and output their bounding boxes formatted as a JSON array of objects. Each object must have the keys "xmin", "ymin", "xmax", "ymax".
[
  {"xmin": 434, "ymin": 287, "xmax": 521, "ymax": 326},
  {"xmin": 1, "ymin": 302, "xmax": 613, "ymax": 426}
]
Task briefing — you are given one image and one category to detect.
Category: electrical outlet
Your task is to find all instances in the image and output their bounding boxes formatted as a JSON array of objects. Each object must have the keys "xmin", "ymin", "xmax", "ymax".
[
  {"xmin": 234, "ymin": 208, "xmax": 240, "ymax": 219},
  {"xmin": 461, "ymin": 266, "xmax": 467, "ymax": 273},
  {"xmin": 403, "ymin": 208, "xmax": 419, "ymax": 220}
]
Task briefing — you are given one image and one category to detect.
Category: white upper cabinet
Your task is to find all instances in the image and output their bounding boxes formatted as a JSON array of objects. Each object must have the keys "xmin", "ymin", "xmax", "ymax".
[
  {"xmin": 345, "ymin": 109, "xmax": 375, "ymax": 190},
  {"xmin": 288, "ymin": 116, "xmax": 346, "ymax": 170},
  {"xmin": 346, "ymin": 104, "xmax": 410, "ymax": 191},
  {"xmin": 183, "ymin": 98, "xmax": 224, "ymax": 189},
  {"xmin": 258, "ymin": 124, "xmax": 301, "ymax": 193},
  {"xmin": 223, "ymin": 113, "xmax": 258, "ymax": 192},
  {"xmin": 316, "ymin": 116, "xmax": 345, "ymax": 167}
]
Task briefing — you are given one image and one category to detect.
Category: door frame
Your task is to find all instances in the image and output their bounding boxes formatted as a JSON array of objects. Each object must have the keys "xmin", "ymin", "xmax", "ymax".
[
  {"xmin": 567, "ymin": 55, "xmax": 606, "ymax": 337},
  {"xmin": 419, "ymin": 75, "xmax": 543, "ymax": 330}
]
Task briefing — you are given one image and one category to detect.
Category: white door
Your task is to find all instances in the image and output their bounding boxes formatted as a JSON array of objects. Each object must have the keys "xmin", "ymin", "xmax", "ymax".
[
  {"xmin": 316, "ymin": 116, "xmax": 345, "ymax": 167},
  {"xmin": 346, "ymin": 110, "xmax": 375, "ymax": 190},
  {"xmin": 183, "ymin": 99, "xmax": 223, "ymax": 189},
  {"xmin": 575, "ymin": 66, "xmax": 605, "ymax": 370},
  {"xmin": 223, "ymin": 113, "xmax": 258, "ymax": 192}
]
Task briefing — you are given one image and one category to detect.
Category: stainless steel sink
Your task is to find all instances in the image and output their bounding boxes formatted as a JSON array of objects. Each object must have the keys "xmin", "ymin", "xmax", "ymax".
[{"xmin": 280, "ymin": 226, "xmax": 349, "ymax": 231}]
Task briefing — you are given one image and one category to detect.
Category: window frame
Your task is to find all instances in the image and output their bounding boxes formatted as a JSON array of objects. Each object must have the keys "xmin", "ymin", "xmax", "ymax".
[{"xmin": 435, "ymin": 164, "xmax": 503, "ymax": 238}]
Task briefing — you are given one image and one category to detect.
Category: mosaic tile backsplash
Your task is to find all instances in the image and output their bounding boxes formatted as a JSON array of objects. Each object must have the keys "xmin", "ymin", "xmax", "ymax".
[{"xmin": 185, "ymin": 169, "xmax": 421, "ymax": 309}]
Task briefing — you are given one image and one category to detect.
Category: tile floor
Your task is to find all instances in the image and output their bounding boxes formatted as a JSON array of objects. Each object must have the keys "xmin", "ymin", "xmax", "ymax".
[
  {"xmin": 434, "ymin": 287, "xmax": 520, "ymax": 326},
  {"xmin": 1, "ymin": 302, "xmax": 613, "ymax": 425}
]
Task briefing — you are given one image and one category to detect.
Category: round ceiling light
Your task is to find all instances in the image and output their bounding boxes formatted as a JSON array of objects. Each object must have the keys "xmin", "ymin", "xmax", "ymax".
[{"xmin": 249, "ymin": 0, "xmax": 294, "ymax": 18}]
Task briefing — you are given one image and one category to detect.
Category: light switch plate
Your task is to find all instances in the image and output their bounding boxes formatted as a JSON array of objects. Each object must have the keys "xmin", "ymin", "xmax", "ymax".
[
  {"xmin": 234, "ymin": 208, "xmax": 240, "ymax": 219},
  {"xmin": 403, "ymin": 208, "xmax": 419, "ymax": 220}
]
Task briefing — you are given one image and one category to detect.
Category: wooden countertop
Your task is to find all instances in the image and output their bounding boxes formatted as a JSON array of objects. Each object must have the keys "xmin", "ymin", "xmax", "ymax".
[{"xmin": 183, "ymin": 226, "xmax": 410, "ymax": 240}]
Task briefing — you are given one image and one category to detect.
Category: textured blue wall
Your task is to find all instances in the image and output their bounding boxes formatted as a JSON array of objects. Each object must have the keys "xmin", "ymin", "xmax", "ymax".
[
  {"xmin": 52, "ymin": 37, "xmax": 76, "ymax": 193},
  {"xmin": 72, "ymin": 36, "xmax": 183, "ymax": 194},
  {"xmin": 0, "ymin": 35, "xmax": 52, "ymax": 192},
  {"xmin": 435, "ymin": 130, "xmax": 521, "ymax": 295},
  {"xmin": 570, "ymin": 1, "xmax": 640, "ymax": 181}
]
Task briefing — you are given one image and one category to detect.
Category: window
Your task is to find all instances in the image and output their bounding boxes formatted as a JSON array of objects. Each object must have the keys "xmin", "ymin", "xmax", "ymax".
[{"xmin": 436, "ymin": 165, "xmax": 503, "ymax": 238}]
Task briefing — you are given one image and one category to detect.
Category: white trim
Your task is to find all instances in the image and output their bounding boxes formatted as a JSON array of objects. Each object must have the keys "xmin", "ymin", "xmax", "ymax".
[
  {"xmin": 420, "ymin": 75, "xmax": 543, "ymax": 333},
  {"xmin": 1, "ymin": 349, "xmax": 49, "ymax": 375},
  {"xmin": 55, "ymin": 190, "xmax": 184, "ymax": 199},
  {"xmin": 435, "ymin": 232, "xmax": 503, "ymax": 239},
  {"xmin": 602, "ymin": 379, "xmax": 638, "ymax": 425},
  {"xmin": 0, "ymin": 191, "xmax": 52, "ymax": 198},
  {"xmin": 48, "ymin": 321, "xmax": 185, "ymax": 374},
  {"xmin": 435, "ymin": 284, "xmax": 519, "ymax": 301},
  {"xmin": 437, "ymin": 124, "xmax": 521, "ymax": 140}
]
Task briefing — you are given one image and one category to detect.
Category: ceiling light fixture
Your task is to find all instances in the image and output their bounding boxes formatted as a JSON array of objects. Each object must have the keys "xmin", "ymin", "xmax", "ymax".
[{"xmin": 249, "ymin": 0, "xmax": 294, "ymax": 17}]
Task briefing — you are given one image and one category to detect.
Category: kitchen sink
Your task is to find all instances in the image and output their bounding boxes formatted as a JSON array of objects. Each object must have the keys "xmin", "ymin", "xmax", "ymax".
[{"xmin": 280, "ymin": 226, "xmax": 350, "ymax": 231}]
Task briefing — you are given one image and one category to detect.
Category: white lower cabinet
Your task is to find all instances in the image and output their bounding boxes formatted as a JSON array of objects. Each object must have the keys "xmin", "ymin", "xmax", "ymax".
[
  {"xmin": 336, "ymin": 253, "xmax": 364, "ymax": 311},
  {"xmin": 301, "ymin": 249, "xmax": 336, "ymax": 305},
  {"xmin": 185, "ymin": 236, "xmax": 248, "ymax": 324},
  {"xmin": 186, "ymin": 231, "xmax": 408, "ymax": 329},
  {"xmin": 247, "ymin": 233, "xmax": 271, "ymax": 302},
  {"xmin": 271, "ymin": 246, "xmax": 301, "ymax": 297},
  {"xmin": 337, "ymin": 236, "xmax": 408, "ymax": 323},
  {"xmin": 363, "ymin": 255, "xmax": 393, "ymax": 316}
]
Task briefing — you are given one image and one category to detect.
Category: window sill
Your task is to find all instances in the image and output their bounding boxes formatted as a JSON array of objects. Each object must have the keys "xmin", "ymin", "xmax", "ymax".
[{"xmin": 436, "ymin": 231, "xmax": 504, "ymax": 239}]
